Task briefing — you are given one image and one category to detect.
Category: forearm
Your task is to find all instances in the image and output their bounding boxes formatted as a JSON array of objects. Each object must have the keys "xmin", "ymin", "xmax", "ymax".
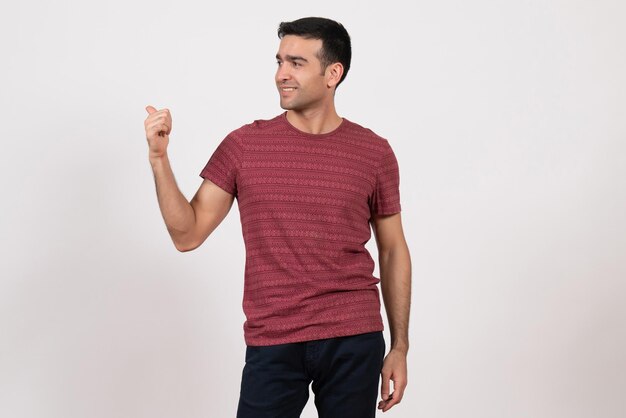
[
  {"xmin": 379, "ymin": 245, "xmax": 412, "ymax": 354},
  {"xmin": 149, "ymin": 154, "xmax": 196, "ymax": 248}
]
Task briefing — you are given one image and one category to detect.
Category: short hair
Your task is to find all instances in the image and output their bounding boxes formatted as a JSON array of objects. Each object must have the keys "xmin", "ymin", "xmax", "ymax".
[{"xmin": 277, "ymin": 17, "xmax": 352, "ymax": 88}]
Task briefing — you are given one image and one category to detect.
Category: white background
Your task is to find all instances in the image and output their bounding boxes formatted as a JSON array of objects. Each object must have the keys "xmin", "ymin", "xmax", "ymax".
[{"xmin": 1, "ymin": 1, "xmax": 625, "ymax": 417}]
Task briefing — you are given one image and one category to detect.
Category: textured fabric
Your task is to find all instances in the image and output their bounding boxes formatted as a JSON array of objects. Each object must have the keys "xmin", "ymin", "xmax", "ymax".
[
  {"xmin": 236, "ymin": 331, "xmax": 385, "ymax": 418},
  {"xmin": 200, "ymin": 112, "xmax": 401, "ymax": 345}
]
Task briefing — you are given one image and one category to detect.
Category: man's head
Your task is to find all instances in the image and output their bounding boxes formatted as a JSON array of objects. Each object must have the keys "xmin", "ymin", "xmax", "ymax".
[
  {"xmin": 277, "ymin": 17, "xmax": 352, "ymax": 88},
  {"xmin": 275, "ymin": 17, "xmax": 351, "ymax": 112}
]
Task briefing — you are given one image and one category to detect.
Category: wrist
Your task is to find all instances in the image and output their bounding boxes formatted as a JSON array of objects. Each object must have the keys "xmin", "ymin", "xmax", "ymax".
[
  {"xmin": 149, "ymin": 152, "xmax": 169, "ymax": 167},
  {"xmin": 391, "ymin": 341, "xmax": 409, "ymax": 355}
]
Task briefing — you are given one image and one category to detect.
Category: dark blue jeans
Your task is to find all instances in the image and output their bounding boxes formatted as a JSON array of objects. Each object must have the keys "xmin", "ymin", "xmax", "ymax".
[{"xmin": 236, "ymin": 331, "xmax": 386, "ymax": 418}]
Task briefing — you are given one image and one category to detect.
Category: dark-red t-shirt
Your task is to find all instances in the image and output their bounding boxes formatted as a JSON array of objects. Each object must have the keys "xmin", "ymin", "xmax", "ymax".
[{"xmin": 200, "ymin": 112, "xmax": 401, "ymax": 346}]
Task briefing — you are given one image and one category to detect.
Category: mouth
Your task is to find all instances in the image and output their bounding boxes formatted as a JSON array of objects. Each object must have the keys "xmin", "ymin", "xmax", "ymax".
[{"xmin": 279, "ymin": 86, "xmax": 297, "ymax": 92}]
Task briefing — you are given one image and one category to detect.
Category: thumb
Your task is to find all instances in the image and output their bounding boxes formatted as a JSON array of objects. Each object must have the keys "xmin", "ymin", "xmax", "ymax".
[
  {"xmin": 145, "ymin": 105, "xmax": 157, "ymax": 114},
  {"xmin": 381, "ymin": 374, "xmax": 391, "ymax": 401}
]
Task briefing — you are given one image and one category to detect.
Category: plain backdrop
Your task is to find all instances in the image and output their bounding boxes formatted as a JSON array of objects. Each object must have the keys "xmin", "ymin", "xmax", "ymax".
[{"xmin": 1, "ymin": 1, "xmax": 625, "ymax": 417}]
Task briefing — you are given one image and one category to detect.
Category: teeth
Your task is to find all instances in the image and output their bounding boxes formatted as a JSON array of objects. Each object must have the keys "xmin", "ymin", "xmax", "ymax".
[{"xmin": 282, "ymin": 88, "xmax": 295, "ymax": 91}]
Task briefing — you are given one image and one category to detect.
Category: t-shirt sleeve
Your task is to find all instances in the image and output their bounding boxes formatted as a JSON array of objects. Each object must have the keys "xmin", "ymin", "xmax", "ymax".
[
  {"xmin": 199, "ymin": 133, "xmax": 243, "ymax": 196},
  {"xmin": 369, "ymin": 143, "xmax": 402, "ymax": 216}
]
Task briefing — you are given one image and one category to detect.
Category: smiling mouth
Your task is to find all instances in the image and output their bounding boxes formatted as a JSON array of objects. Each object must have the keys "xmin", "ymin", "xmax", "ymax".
[{"xmin": 280, "ymin": 87, "xmax": 297, "ymax": 92}]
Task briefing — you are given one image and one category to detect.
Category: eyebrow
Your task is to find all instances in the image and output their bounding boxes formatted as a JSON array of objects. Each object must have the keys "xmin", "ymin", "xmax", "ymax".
[{"xmin": 275, "ymin": 53, "xmax": 309, "ymax": 63}]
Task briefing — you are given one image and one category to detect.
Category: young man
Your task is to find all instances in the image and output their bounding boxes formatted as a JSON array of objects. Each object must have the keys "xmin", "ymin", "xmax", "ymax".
[{"xmin": 144, "ymin": 17, "xmax": 411, "ymax": 417}]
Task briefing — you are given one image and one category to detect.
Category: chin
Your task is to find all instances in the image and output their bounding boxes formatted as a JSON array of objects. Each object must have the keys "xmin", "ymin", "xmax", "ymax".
[{"xmin": 279, "ymin": 101, "xmax": 297, "ymax": 111}]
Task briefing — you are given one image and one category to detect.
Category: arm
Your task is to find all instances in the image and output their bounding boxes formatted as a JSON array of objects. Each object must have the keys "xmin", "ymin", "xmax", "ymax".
[
  {"xmin": 145, "ymin": 105, "xmax": 235, "ymax": 252},
  {"xmin": 370, "ymin": 212, "xmax": 412, "ymax": 412},
  {"xmin": 151, "ymin": 157, "xmax": 235, "ymax": 252}
]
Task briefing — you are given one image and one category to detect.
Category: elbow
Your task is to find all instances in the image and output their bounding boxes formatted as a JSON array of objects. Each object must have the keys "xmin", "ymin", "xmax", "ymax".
[
  {"xmin": 172, "ymin": 236, "xmax": 201, "ymax": 253},
  {"xmin": 168, "ymin": 225, "xmax": 212, "ymax": 252},
  {"xmin": 175, "ymin": 243, "xmax": 196, "ymax": 252},
  {"xmin": 379, "ymin": 244, "xmax": 411, "ymax": 265}
]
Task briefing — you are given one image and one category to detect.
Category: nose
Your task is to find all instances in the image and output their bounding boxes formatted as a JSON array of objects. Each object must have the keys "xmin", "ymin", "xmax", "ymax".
[{"xmin": 275, "ymin": 62, "xmax": 291, "ymax": 83}]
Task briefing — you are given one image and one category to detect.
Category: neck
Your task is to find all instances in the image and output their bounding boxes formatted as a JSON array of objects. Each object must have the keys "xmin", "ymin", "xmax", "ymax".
[{"xmin": 285, "ymin": 104, "xmax": 342, "ymax": 135}]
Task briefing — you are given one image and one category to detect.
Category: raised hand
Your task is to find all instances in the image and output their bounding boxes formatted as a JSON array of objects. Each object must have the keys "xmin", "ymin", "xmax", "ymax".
[{"xmin": 144, "ymin": 105, "xmax": 172, "ymax": 159}]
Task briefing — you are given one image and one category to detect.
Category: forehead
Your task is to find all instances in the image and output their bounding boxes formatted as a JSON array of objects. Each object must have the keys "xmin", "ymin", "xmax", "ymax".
[{"xmin": 276, "ymin": 35, "xmax": 323, "ymax": 59}]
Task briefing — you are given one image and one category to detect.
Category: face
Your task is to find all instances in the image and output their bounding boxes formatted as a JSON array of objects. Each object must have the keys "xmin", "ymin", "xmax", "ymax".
[{"xmin": 275, "ymin": 35, "xmax": 335, "ymax": 112}]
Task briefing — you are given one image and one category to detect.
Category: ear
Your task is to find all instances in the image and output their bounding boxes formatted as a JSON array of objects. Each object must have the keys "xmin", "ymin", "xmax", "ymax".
[{"xmin": 326, "ymin": 62, "xmax": 344, "ymax": 88}]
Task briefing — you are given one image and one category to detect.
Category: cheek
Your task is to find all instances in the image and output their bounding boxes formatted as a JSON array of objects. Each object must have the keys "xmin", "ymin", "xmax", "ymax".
[{"xmin": 296, "ymin": 73, "xmax": 315, "ymax": 87}]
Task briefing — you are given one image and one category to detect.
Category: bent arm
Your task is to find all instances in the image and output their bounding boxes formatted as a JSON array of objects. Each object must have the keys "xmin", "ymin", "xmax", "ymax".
[{"xmin": 150, "ymin": 154, "xmax": 235, "ymax": 252}]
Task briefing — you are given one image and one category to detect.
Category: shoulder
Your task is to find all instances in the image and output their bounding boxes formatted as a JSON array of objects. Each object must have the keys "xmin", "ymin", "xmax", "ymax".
[
  {"xmin": 229, "ymin": 113, "xmax": 286, "ymax": 137},
  {"xmin": 342, "ymin": 118, "xmax": 393, "ymax": 153},
  {"xmin": 217, "ymin": 114, "xmax": 285, "ymax": 151}
]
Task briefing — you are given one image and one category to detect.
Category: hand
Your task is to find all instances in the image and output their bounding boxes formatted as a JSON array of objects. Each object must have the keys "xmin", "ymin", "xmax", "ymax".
[
  {"xmin": 378, "ymin": 348, "xmax": 407, "ymax": 413},
  {"xmin": 144, "ymin": 105, "xmax": 172, "ymax": 159}
]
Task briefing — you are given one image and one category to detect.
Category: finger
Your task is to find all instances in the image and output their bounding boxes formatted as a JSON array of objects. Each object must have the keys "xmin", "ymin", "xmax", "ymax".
[
  {"xmin": 380, "ymin": 373, "xmax": 390, "ymax": 403},
  {"xmin": 381, "ymin": 391, "xmax": 397, "ymax": 412},
  {"xmin": 147, "ymin": 122, "xmax": 171, "ymax": 135},
  {"xmin": 145, "ymin": 111, "xmax": 172, "ymax": 132},
  {"xmin": 381, "ymin": 381, "xmax": 406, "ymax": 412},
  {"xmin": 146, "ymin": 105, "xmax": 157, "ymax": 114},
  {"xmin": 384, "ymin": 390, "xmax": 402, "ymax": 411},
  {"xmin": 395, "ymin": 379, "xmax": 407, "ymax": 399},
  {"xmin": 378, "ymin": 392, "xmax": 393, "ymax": 408},
  {"xmin": 147, "ymin": 127, "xmax": 169, "ymax": 139},
  {"xmin": 379, "ymin": 393, "xmax": 394, "ymax": 406}
]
